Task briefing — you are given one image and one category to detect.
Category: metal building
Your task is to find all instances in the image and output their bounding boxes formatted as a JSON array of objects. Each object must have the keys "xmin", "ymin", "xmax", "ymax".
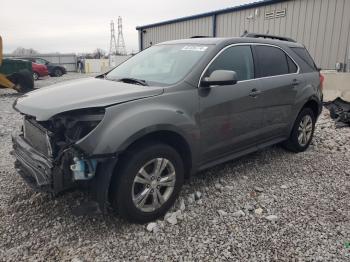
[{"xmin": 136, "ymin": 0, "xmax": 350, "ymax": 71}]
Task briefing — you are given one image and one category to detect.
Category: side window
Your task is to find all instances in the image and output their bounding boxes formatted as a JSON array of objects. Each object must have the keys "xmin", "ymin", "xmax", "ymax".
[
  {"xmin": 291, "ymin": 47, "xmax": 317, "ymax": 71},
  {"xmin": 286, "ymin": 55, "xmax": 298, "ymax": 73},
  {"xmin": 255, "ymin": 46, "xmax": 289, "ymax": 77},
  {"xmin": 35, "ymin": 58, "xmax": 46, "ymax": 65},
  {"xmin": 206, "ymin": 46, "xmax": 254, "ymax": 81}
]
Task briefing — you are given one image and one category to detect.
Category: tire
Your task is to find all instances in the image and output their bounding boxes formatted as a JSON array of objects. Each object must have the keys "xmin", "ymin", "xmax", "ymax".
[
  {"xmin": 53, "ymin": 68, "xmax": 63, "ymax": 77},
  {"xmin": 283, "ymin": 108, "xmax": 316, "ymax": 152},
  {"xmin": 110, "ymin": 142, "xmax": 184, "ymax": 223},
  {"xmin": 8, "ymin": 70, "xmax": 34, "ymax": 93},
  {"xmin": 33, "ymin": 72, "xmax": 39, "ymax": 81}
]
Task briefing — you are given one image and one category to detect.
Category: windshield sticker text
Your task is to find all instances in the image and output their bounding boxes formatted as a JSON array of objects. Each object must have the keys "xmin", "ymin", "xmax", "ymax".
[{"xmin": 181, "ymin": 46, "xmax": 208, "ymax": 52}]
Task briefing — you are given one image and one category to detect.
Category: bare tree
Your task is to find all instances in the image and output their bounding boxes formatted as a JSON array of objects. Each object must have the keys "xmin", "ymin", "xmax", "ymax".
[
  {"xmin": 92, "ymin": 48, "xmax": 107, "ymax": 59},
  {"xmin": 12, "ymin": 47, "xmax": 39, "ymax": 56}
]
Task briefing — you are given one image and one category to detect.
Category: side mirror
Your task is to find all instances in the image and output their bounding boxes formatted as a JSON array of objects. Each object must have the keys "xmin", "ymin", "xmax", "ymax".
[{"xmin": 201, "ymin": 70, "xmax": 238, "ymax": 87}]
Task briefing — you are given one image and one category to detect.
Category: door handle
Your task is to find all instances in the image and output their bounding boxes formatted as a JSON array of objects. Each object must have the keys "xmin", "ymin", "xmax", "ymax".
[
  {"xmin": 249, "ymin": 88, "xmax": 262, "ymax": 97},
  {"xmin": 292, "ymin": 79, "xmax": 300, "ymax": 86}
]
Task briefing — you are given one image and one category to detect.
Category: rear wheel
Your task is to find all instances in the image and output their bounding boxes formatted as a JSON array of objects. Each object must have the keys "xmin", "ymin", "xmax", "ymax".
[
  {"xmin": 53, "ymin": 68, "xmax": 63, "ymax": 77},
  {"xmin": 110, "ymin": 142, "xmax": 184, "ymax": 223},
  {"xmin": 33, "ymin": 72, "xmax": 39, "ymax": 81},
  {"xmin": 283, "ymin": 108, "xmax": 315, "ymax": 152}
]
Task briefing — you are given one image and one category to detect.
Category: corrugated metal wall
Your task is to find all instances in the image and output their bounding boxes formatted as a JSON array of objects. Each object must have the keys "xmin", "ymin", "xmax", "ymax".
[
  {"xmin": 216, "ymin": 0, "xmax": 350, "ymax": 70},
  {"xmin": 142, "ymin": 16, "xmax": 212, "ymax": 49},
  {"xmin": 139, "ymin": 0, "xmax": 350, "ymax": 70}
]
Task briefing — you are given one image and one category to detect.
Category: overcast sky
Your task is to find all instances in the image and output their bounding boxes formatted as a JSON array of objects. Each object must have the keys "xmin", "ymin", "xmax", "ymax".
[{"xmin": 1, "ymin": 0, "xmax": 255, "ymax": 54}]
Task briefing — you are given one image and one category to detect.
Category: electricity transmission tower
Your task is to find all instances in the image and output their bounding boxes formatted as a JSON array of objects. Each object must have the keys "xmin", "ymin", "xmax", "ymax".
[
  {"xmin": 116, "ymin": 16, "xmax": 127, "ymax": 55},
  {"xmin": 109, "ymin": 20, "xmax": 117, "ymax": 56}
]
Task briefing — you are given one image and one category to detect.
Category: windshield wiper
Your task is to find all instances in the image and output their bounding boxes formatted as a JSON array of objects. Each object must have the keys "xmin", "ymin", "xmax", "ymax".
[{"xmin": 117, "ymin": 77, "xmax": 148, "ymax": 86}]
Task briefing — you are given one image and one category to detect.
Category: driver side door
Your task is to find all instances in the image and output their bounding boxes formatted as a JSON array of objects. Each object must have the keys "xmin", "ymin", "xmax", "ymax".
[{"xmin": 199, "ymin": 45, "xmax": 263, "ymax": 163}]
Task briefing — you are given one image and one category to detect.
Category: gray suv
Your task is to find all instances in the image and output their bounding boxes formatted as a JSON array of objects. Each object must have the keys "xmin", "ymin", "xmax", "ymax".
[{"xmin": 12, "ymin": 35, "xmax": 323, "ymax": 223}]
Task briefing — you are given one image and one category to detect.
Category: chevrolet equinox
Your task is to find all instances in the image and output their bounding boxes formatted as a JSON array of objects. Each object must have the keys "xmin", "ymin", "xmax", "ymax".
[{"xmin": 12, "ymin": 34, "xmax": 323, "ymax": 223}]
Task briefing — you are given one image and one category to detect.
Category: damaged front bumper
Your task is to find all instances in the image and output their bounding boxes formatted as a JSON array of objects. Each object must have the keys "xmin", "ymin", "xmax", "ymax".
[
  {"xmin": 12, "ymin": 132, "xmax": 100, "ymax": 193},
  {"xmin": 12, "ymin": 132, "xmax": 116, "ymax": 211},
  {"xmin": 11, "ymin": 110, "xmax": 118, "ymax": 214},
  {"xmin": 12, "ymin": 133, "xmax": 55, "ymax": 192}
]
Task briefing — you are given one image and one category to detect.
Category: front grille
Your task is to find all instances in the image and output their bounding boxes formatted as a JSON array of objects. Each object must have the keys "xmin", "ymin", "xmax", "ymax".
[{"xmin": 23, "ymin": 118, "xmax": 53, "ymax": 157}]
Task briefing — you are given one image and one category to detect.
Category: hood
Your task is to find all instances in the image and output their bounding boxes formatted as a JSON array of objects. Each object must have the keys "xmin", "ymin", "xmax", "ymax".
[{"xmin": 14, "ymin": 77, "xmax": 164, "ymax": 121}]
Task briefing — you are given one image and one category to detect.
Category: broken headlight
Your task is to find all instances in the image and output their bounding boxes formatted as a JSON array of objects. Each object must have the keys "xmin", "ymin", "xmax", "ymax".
[{"xmin": 53, "ymin": 108, "xmax": 105, "ymax": 143}]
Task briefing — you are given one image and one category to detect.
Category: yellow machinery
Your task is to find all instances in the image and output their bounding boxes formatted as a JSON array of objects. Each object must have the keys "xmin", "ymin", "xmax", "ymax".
[{"xmin": 0, "ymin": 36, "xmax": 16, "ymax": 89}]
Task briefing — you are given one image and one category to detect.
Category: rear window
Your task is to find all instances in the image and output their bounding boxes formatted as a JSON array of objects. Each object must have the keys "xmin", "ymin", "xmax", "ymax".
[
  {"xmin": 291, "ymin": 47, "xmax": 317, "ymax": 71},
  {"xmin": 254, "ymin": 45, "xmax": 289, "ymax": 77},
  {"xmin": 287, "ymin": 55, "xmax": 298, "ymax": 73}
]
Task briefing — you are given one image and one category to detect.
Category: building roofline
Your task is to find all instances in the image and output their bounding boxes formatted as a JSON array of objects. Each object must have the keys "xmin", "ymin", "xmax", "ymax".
[{"xmin": 136, "ymin": 0, "xmax": 287, "ymax": 30}]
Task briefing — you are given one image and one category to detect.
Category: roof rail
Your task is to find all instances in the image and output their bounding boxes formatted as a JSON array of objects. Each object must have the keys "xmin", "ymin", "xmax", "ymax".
[
  {"xmin": 190, "ymin": 36, "xmax": 211, "ymax": 38},
  {"xmin": 242, "ymin": 33, "xmax": 296, "ymax": 43}
]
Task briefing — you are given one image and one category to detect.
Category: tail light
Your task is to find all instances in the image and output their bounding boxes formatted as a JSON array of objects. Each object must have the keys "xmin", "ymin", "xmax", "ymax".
[{"xmin": 319, "ymin": 73, "xmax": 324, "ymax": 91}]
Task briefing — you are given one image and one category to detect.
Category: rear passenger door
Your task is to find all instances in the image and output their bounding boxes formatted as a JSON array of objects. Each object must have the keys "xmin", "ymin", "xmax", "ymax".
[{"xmin": 252, "ymin": 44, "xmax": 301, "ymax": 142}]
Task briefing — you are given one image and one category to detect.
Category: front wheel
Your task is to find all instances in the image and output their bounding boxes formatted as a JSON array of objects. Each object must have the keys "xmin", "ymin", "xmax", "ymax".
[
  {"xmin": 53, "ymin": 68, "xmax": 63, "ymax": 77},
  {"xmin": 283, "ymin": 108, "xmax": 316, "ymax": 152},
  {"xmin": 110, "ymin": 142, "xmax": 184, "ymax": 223}
]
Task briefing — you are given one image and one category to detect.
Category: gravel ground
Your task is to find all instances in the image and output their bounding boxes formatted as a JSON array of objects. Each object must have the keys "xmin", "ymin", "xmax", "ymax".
[{"xmin": 0, "ymin": 74, "xmax": 349, "ymax": 261}]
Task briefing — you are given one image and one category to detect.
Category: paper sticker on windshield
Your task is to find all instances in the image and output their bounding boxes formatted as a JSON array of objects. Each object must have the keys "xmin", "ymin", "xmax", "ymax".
[{"xmin": 181, "ymin": 46, "xmax": 208, "ymax": 52}]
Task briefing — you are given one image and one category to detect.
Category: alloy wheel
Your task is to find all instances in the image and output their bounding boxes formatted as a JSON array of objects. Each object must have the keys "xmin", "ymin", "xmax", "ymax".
[
  {"xmin": 132, "ymin": 158, "xmax": 176, "ymax": 213},
  {"xmin": 297, "ymin": 114, "xmax": 313, "ymax": 146}
]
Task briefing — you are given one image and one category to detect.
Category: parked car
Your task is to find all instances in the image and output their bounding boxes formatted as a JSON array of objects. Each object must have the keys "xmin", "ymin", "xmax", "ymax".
[
  {"xmin": 20, "ymin": 57, "xmax": 66, "ymax": 77},
  {"xmin": 32, "ymin": 62, "xmax": 49, "ymax": 80},
  {"xmin": 12, "ymin": 34, "xmax": 323, "ymax": 223}
]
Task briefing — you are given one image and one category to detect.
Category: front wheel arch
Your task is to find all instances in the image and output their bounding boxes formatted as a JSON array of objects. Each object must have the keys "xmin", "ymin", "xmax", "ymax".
[
  {"xmin": 113, "ymin": 127, "xmax": 195, "ymax": 179},
  {"xmin": 89, "ymin": 129, "xmax": 194, "ymax": 215}
]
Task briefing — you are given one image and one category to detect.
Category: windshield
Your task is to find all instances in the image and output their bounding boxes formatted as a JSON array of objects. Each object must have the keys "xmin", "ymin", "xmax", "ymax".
[{"xmin": 106, "ymin": 44, "xmax": 211, "ymax": 86}]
